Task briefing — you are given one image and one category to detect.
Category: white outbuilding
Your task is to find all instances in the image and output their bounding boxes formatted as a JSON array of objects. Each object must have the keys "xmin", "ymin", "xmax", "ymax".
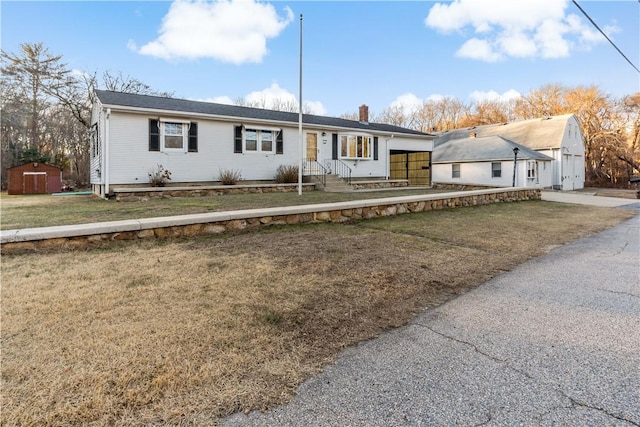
[{"xmin": 433, "ymin": 114, "xmax": 585, "ymax": 190}]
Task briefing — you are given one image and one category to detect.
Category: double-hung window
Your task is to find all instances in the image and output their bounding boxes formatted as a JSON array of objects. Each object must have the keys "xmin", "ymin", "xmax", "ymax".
[
  {"xmin": 491, "ymin": 162, "xmax": 501, "ymax": 178},
  {"xmin": 149, "ymin": 119, "xmax": 197, "ymax": 153},
  {"xmin": 234, "ymin": 126, "xmax": 282, "ymax": 154},
  {"xmin": 527, "ymin": 161, "xmax": 537, "ymax": 179},
  {"xmin": 339, "ymin": 134, "xmax": 371, "ymax": 160},
  {"xmin": 244, "ymin": 129, "xmax": 273, "ymax": 153},
  {"xmin": 164, "ymin": 122, "xmax": 184, "ymax": 150},
  {"xmin": 452, "ymin": 163, "xmax": 461, "ymax": 178}
]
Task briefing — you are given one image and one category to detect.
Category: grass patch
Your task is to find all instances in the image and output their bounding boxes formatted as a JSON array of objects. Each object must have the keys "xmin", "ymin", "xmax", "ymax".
[
  {"xmin": 0, "ymin": 188, "xmax": 451, "ymax": 230},
  {"xmin": 1, "ymin": 202, "xmax": 635, "ymax": 425}
]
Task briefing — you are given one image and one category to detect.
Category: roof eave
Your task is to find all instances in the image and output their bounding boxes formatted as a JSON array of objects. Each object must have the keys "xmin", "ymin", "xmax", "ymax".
[{"xmin": 99, "ymin": 103, "xmax": 432, "ymax": 138}]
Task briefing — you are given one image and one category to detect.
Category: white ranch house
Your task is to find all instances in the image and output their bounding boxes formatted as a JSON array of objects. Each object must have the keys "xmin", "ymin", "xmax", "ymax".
[
  {"xmin": 90, "ymin": 90, "xmax": 435, "ymax": 198},
  {"xmin": 432, "ymin": 114, "xmax": 585, "ymax": 190}
]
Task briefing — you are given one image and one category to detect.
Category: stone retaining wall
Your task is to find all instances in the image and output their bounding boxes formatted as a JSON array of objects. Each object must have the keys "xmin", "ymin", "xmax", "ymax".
[
  {"xmin": 351, "ymin": 180, "xmax": 409, "ymax": 190},
  {"xmin": 114, "ymin": 183, "xmax": 317, "ymax": 202},
  {"xmin": 1, "ymin": 188, "xmax": 540, "ymax": 253},
  {"xmin": 432, "ymin": 182, "xmax": 499, "ymax": 191}
]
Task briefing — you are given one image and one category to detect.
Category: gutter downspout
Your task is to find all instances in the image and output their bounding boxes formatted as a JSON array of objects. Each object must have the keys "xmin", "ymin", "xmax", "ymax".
[{"xmin": 105, "ymin": 108, "xmax": 111, "ymax": 197}]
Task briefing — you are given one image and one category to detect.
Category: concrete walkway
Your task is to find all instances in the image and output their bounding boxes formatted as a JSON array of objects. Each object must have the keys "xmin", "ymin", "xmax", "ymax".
[{"xmin": 225, "ymin": 206, "xmax": 640, "ymax": 425}]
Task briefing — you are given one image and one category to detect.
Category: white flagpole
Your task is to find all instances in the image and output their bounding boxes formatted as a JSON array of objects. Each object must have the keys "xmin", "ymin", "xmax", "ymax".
[{"xmin": 297, "ymin": 13, "xmax": 303, "ymax": 196}]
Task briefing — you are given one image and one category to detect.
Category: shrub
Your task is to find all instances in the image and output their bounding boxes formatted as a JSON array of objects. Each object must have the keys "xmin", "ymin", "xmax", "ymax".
[
  {"xmin": 218, "ymin": 168, "xmax": 242, "ymax": 185},
  {"xmin": 148, "ymin": 164, "xmax": 172, "ymax": 187},
  {"xmin": 274, "ymin": 165, "xmax": 299, "ymax": 183}
]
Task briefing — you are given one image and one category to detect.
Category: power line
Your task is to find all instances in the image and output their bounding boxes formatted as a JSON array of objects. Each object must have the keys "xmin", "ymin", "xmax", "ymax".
[{"xmin": 571, "ymin": 0, "xmax": 640, "ymax": 74}]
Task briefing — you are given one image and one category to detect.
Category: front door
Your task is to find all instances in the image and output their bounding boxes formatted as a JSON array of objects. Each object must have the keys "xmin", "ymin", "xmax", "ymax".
[{"xmin": 306, "ymin": 133, "xmax": 318, "ymax": 161}]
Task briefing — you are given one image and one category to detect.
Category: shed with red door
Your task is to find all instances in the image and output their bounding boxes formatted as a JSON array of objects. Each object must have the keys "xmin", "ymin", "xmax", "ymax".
[{"xmin": 7, "ymin": 162, "xmax": 62, "ymax": 195}]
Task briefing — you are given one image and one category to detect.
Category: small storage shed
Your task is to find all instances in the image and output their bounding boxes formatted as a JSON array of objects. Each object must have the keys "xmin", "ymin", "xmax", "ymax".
[{"xmin": 7, "ymin": 162, "xmax": 62, "ymax": 195}]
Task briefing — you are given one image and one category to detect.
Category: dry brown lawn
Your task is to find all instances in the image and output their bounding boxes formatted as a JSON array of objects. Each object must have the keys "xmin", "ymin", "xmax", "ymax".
[{"xmin": 1, "ymin": 201, "xmax": 635, "ymax": 426}]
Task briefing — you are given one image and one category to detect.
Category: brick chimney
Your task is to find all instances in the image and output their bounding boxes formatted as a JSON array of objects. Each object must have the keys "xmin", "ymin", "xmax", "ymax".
[{"xmin": 359, "ymin": 104, "xmax": 369, "ymax": 123}]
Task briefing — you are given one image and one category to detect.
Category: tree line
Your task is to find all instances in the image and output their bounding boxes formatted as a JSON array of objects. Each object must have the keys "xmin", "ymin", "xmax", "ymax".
[
  {"xmin": 0, "ymin": 43, "xmax": 171, "ymax": 189},
  {"xmin": 1, "ymin": 42, "xmax": 638, "ymax": 189}
]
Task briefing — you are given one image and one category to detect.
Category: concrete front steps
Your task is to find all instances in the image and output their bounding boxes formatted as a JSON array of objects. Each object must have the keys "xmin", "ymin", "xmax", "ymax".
[{"xmin": 323, "ymin": 174, "xmax": 353, "ymax": 192}]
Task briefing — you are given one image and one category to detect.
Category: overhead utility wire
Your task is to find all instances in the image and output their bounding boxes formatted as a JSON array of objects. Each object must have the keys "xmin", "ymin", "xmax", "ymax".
[{"xmin": 571, "ymin": 0, "xmax": 640, "ymax": 74}]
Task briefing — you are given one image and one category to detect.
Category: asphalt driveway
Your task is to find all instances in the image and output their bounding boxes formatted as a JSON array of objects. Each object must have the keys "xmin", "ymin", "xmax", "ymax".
[{"xmin": 225, "ymin": 203, "xmax": 640, "ymax": 426}]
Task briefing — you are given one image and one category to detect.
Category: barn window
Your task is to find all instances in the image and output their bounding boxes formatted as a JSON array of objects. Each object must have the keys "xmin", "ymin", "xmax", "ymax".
[
  {"xmin": 527, "ymin": 161, "xmax": 537, "ymax": 179},
  {"xmin": 491, "ymin": 162, "xmax": 501, "ymax": 178},
  {"xmin": 452, "ymin": 163, "xmax": 461, "ymax": 178}
]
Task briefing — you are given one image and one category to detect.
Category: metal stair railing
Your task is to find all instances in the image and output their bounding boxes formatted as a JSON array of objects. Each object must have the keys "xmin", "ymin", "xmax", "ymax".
[
  {"xmin": 302, "ymin": 158, "xmax": 327, "ymax": 186},
  {"xmin": 324, "ymin": 159, "xmax": 352, "ymax": 185}
]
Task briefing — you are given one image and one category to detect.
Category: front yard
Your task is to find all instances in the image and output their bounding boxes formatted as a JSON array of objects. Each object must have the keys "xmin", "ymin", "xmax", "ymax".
[
  {"xmin": 1, "ymin": 201, "xmax": 634, "ymax": 425},
  {"xmin": 0, "ymin": 188, "xmax": 452, "ymax": 230}
]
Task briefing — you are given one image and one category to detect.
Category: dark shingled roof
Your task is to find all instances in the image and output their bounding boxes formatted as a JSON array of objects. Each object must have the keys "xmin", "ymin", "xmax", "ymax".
[{"xmin": 95, "ymin": 90, "xmax": 433, "ymax": 137}]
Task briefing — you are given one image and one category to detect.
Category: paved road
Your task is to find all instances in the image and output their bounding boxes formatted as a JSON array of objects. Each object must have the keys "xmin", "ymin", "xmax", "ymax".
[{"xmin": 225, "ymin": 200, "xmax": 640, "ymax": 426}]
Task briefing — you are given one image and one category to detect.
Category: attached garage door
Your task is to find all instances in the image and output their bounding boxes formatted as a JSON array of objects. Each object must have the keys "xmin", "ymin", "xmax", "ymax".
[{"xmin": 389, "ymin": 151, "xmax": 431, "ymax": 186}]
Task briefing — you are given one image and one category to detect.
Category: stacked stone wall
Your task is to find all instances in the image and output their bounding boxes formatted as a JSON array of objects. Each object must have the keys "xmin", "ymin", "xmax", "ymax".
[{"xmin": 1, "ymin": 189, "xmax": 541, "ymax": 253}]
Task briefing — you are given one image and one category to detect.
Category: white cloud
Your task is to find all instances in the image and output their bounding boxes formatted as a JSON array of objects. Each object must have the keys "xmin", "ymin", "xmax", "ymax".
[
  {"xmin": 425, "ymin": 0, "xmax": 616, "ymax": 62},
  {"xmin": 245, "ymin": 83, "xmax": 297, "ymax": 106},
  {"xmin": 134, "ymin": 0, "xmax": 293, "ymax": 64},
  {"xmin": 456, "ymin": 38, "xmax": 502, "ymax": 62},
  {"xmin": 200, "ymin": 95, "xmax": 235, "ymax": 105},
  {"xmin": 303, "ymin": 101, "xmax": 327, "ymax": 116},
  {"xmin": 426, "ymin": 94, "xmax": 445, "ymax": 102},
  {"xmin": 390, "ymin": 93, "xmax": 424, "ymax": 113},
  {"xmin": 469, "ymin": 89, "xmax": 521, "ymax": 103},
  {"xmin": 201, "ymin": 83, "xmax": 326, "ymax": 115}
]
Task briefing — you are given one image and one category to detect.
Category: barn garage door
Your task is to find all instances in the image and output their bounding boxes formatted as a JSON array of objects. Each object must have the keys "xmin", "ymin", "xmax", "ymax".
[
  {"xmin": 389, "ymin": 151, "xmax": 431, "ymax": 186},
  {"xmin": 23, "ymin": 172, "xmax": 47, "ymax": 194}
]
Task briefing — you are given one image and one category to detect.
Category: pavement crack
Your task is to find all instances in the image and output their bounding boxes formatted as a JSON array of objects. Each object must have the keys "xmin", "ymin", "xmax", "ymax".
[
  {"xmin": 417, "ymin": 324, "xmax": 639, "ymax": 426},
  {"xmin": 566, "ymin": 396, "xmax": 639, "ymax": 426},
  {"xmin": 473, "ymin": 411, "xmax": 492, "ymax": 427},
  {"xmin": 599, "ymin": 289, "xmax": 640, "ymax": 299},
  {"xmin": 415, "ymin": 323, "xmax": 533, "ymax": 380},
  {"xmin": 615, "ymin": 241, "xmax": 629, "ymax": 255}
]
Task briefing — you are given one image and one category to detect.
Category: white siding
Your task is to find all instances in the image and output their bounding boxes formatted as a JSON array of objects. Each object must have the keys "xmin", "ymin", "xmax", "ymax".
[
  {"xmin": 557, "ymin": 116, "xmax": 585, "ymax": 190},
  {"xmin": 89, "ymin": 102, "xmax": 104, "ymax": 185},
  {"xmin": 104, "ymin": 112, "xmax": 304, "ymax": 185},
  {"xmin": 100, "ymin": 110, "xmax": 433, "ymax": 191},
  {"xmin": 433, "ymin": 160, "xmax": 552, "ymax": 188}
]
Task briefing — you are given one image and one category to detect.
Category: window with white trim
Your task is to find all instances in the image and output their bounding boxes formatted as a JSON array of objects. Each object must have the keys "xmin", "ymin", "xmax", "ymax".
[
  {"xmin": 244, "ymin": 128, "xmax": 275, "ymax": 153},
  {"xmin": 491, "ymin": 162, "xmax": 501, "ymax": 178},
  {"xmin": 90, "ymin": 123, "xmax": 99, "ymax": 158},
  {"xmin": 163, "ymin": 122, "xmax": 184, "ymax": 150},
  {"xmin": 234, "ymin": 126, "xmax": 283, "ymax": 154},
  {"xmin": 452, "ymin": 163, "xmax": 461, "ymax": 178},
  {"xmin": 339, "ymin": 134, "xmax": 371, "ymax": 159},
  {"xmin": 149, "ymin": 119, "xmax": 197, "ymax": 153},
  {"xmin": 527, "ymin": 161, "xmax": 536, "ymax": 179}
]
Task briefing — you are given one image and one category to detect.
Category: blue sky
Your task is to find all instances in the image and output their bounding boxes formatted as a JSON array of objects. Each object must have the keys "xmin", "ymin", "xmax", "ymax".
[{"xmin": 2, "ymin": 0, "xmax": 639, "ymax": 117}]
